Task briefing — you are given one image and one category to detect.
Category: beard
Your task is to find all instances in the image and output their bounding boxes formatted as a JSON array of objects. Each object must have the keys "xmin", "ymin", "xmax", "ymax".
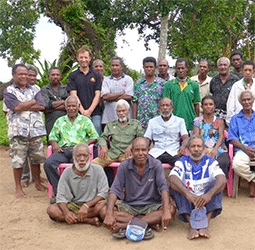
[
  {"xmin": 74, "ymin": 158, "xmax": 90, "ymax": 172},
  {"xmin": 160, "ymin": 111, "xmax": 172, "ymax": 118},
  {"xmin": 118, "ymin": 116, "xmax": 127, "ymax": 122},
  {"xmin": 188, "ymin": 149, "xmax": 205, "ymax": 162}
]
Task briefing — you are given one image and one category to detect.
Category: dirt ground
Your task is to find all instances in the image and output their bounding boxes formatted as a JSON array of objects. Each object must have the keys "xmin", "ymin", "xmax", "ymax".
[{"xmin": 1, "ymin": 145, "xmax": 255, "ymax": 250}]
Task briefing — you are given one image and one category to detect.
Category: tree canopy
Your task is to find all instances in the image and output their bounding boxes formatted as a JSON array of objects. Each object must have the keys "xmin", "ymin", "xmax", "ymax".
[{"xmin": 0, "ymin": 0, "xmax": 254, "ymax": 68}]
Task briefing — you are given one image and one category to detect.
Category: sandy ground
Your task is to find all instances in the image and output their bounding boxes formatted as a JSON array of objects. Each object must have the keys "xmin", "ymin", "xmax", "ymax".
[{"xmin": 1, "ymin": 145, "xmax": 255, "ymax": 250}]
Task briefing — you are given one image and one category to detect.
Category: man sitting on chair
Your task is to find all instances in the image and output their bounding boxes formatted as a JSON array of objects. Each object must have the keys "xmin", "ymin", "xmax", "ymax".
[
  {"xmin": 228, "ymin": 90, "xmax": 255, "ymax": 197},
  {"xmin": 47, "ymin": 143, "xmax": 108, "ymax": 225},
  {"xmin": 169, "ymin": 135, "xmax": 226, "ymax": 240},
  {"xmin": 44, "ymin": 96, "xmax": 98, "ymax": 200},
  {"xmin": 103, "ymin": 137, "xmax": 176, "ymax": 239},
  {"xmin": 92, "ymin": 99, "xmax": 143, "ymax": 168}
]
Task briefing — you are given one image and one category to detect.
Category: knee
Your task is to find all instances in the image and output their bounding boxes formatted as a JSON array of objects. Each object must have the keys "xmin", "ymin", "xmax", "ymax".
[{"xmin": 47, "ymin": 205, "xmax": 56, "ymax": 217}]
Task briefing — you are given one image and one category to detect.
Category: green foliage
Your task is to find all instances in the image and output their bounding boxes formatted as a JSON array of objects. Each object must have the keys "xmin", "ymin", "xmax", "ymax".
[
  {"xmin": 35, "ymin": 57, "xmax": 78, "ymax": 87},
  {"xmin": 0, "ymin": 101, "xmax": 9, "ymax": 146},
  {"xmin": 0, "ymin": 0, "xmax": 41, "ymax": 66}
]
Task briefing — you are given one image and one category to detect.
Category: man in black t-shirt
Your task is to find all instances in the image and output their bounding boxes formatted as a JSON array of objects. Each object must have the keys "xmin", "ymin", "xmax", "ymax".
[{"xmin": 67, "ymin": 45, "xmax": 102, "ymax": 135}]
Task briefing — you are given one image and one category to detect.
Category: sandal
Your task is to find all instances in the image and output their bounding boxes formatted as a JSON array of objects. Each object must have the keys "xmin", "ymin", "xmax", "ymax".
[
  {"xmin": 143, "ymin": 228, "xmax": 154, "ymax": 240},
  {"xmin": 112, "ymin": 229, "xmax": 126, "ymax": 239}
]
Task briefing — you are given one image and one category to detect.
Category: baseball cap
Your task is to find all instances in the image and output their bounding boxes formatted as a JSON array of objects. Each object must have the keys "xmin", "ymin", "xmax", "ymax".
[
  {"xmin": 126, "ymin": 218, "xmax": 148, "ymax": 242},
  {"xmin": 190, "ymin": 207, "xmax": 208, "ymax": 229}
]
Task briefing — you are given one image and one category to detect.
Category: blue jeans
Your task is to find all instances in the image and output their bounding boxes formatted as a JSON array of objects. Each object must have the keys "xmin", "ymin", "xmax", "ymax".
[{"xmin": 91, "ymin": 115, "xmax": 102, "ymax": 136}]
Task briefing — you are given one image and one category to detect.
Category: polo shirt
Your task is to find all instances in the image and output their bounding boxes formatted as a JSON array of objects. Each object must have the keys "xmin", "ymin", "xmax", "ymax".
[
  {"xmin": 163, "ymin": 77, "xmax": 200, "ymax": 130},
  {"xmin": 144, "ymin": 115, "xmax": 187, "ymax": 158},
  {"xmin": 228, "ymin": 110, "xmax": 255, "ymax": 153},
  {"xmin": 190, "ymin": 75, "xmax": 211, "ymax": 100},
  {"xmin": 49, "ymin": 113, "xmax": 98, "ymax": 147},
  {"xmin": 101, "ymin": 73, "xmax": 134, "ymax": 124},
  {"xmin": 67, "ymin": 67, "xmax": 102, "ymax": 116},
  {"xmin": 98, "ymin": 119, "xmax": 144, "ymax": 159},
  {"xmin": 110, "ymin": 155, "xmax": 169, "ymax": 206},
  {"xmin": 210, "ymin": 73, "xmax": 239, "ymax": 112},
  {"xmin": 170, "ymin": 156, "xmax": 224, "ymax": 196},
  {"xmin": 56, "ymin": 164, "xmax": 109, "ymax": 204}
]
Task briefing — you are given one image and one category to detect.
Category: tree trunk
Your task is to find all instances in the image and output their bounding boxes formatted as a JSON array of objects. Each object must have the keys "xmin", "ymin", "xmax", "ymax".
[{"xmin": 158, "ymin": 14, "xmax": 169, "ymax": 61}]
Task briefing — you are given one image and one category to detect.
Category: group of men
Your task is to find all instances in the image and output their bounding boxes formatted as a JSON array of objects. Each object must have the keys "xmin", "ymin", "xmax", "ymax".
[{"xmin": 3, "ymin": 45, "xmax": 255, "ymax": 240}]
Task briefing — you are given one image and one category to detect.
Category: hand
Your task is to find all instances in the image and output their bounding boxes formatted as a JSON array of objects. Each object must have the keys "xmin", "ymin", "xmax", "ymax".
[
  {"xmin": 194, "ymin": 193, "xmax": 212, "ymax": 209},
  {"xmin": 161, "ymin": 209, "xmax": 172, "ymax": 231},
  {"xmin": 99, "ymin": 146, "xmax": 108, "ymax": 160},
  {"xmin": 52, "ymin": 143, "xmax": 63, "ymax": 153},
  {"xmin": 177, "ymin": 146, "xmax": 186, "ymax": 157},
  {"xmin": 64, "ymin": 211, "xmax": 78, "ymax": 224},
  {"xmin": 124, "ymin": 145, "xmax": 132, "ymax": 159},
  {"xmin": 81, "ymin": 109, "xmax": 92, "ymax": 118},
  {"xmin": 208, "ymin": 148, "xmax": 218, "ymax": 159},
  {"xmin": 244, "ymin": 146, "xmax": 255, "ymax": 159},
  {"xmin": 77, "ymin": 204, "xmax": 89, "ymax": 222},
  {"xmin": 103, "ymin": 213, "xmax": 116, "ymax": 230}
]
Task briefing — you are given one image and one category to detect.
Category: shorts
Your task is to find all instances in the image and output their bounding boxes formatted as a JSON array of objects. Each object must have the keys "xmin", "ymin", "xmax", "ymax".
[
  {"xmin": 10, "ymin": 136, "xmax": 45, "ymax": 169},
  {"xmin": 116, "ymin": 203, "xmax": 163, "ymax": 217}
]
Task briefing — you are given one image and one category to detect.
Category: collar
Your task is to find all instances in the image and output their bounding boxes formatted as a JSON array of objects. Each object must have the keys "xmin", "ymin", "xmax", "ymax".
[
  {"xmin": 237, "ymin": 110, "xmax": 255, "ymax": 118},
  {"xmin": 129, "ymin": 155, "xmax": 154, "ymax": 170},
  {"xmin": 71, "ymin": 165, "xmax": 92, "ymax": 179},
  {"xmin": 110, "ymin": 72, "xmax": 125, "ymax": 79},
  {"xmin": 78, "ymin": 66, "xmax": 92, "ymax": 75},
  {"xmin": 13, "ymin": 82, "xmax": 31, "ymax": 89}
]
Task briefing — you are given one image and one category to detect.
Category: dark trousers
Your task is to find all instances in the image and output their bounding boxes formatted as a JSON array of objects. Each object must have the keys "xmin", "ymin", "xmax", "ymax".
[
  {"xmin": 157, "ymin": 152, "xmax": 179, "ymax": 166},
  {"xmin": 217, "ymin": 152, "xmax": 230, "ymax": 179},
  {"xmin": 44, "ymin": 148, "xmax": 73, "ymax": 195}
]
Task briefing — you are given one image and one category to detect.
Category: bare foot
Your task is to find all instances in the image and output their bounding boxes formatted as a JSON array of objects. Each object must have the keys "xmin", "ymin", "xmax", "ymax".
[
  {"xmin": 21, "ymin": 181, "xmax": 29, "ymax": 188},
  {"xmin": 199, "ymin": 228, "xmax": 210, "ymax": 238},
  {"xmin": 86, "ymin": 217, "xmax": 100, "ymax": 227},
  {"xmin": 16, "ymin": 189, "xmax": 27, "ymax": 199},
  {"xmin": 187, "ymin": 228, "xmax": 200, "ymax": 240},
  {"xmin": 249, "ymin": 182, "xmax": 255, "ymax": 198},
  {"xmin": 150, "ymin": 224, "xmax": 160, "ymax": 232},
  {"xmin": 35, "ymin": 183, "xmax": 48, "ymax": 192},
  {"xmin": 39, "ymin": 176, "xmax": 48, "ymax": 184}
]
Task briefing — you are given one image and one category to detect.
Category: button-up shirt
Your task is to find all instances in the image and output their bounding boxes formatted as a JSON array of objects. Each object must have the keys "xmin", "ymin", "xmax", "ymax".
[
  {"xmin": 144, "ymin": 115, "xmax": 187, "ymax": 158},
  {"xmin": 49, "ymin": 113, "xmax": 98, "ymax": 147},
  {"xmin": 98, "ymin": 119, "xmax": 143, "ymax": 159},
  {"xmin": 228, "ymin": 110, "xmax": 255, "ymax": 154},
  {"xmin": 3, "ymin": 83, "xmax": 46, "ymax": 140}
]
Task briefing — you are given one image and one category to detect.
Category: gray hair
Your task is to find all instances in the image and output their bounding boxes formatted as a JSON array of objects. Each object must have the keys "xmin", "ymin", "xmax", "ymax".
[
  {"xmin": 65, "ymin": 95, "xmax": 79, "ymax": 108},
  {"xmin": 187, "ymin": 134, "xmax": 205, "ymax": 149},
  {"xmin": 110, "ymin": 56, "xmax": 124, "ymax": 66},
  {"xmin": 73, "ymin": 143, "xmax": 91, "ymax": 157},
  {"xmin": 217, "ymin": 57, "xmax": 230, "ymax": 67},
  {"xmin": 238, "ymin": 90, "xmax": 255, "ymax": 104},
  {"xmin": 92, "ymin": 59, "xmax": 105, "ymax": 68},
  {"xmin": 27, "ymin": 65, "xmax": 38, "ymax": 74},
  {"xmin": 116, "ymin": 99, "xmax": 130, "ymax": 110}
]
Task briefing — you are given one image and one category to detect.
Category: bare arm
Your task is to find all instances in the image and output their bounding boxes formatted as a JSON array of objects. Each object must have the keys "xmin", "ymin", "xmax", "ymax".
[
  {"xmin": 161, "ymin": 190, "xmax": 173, "ymax": 230},
  {"xmin": 194, "ymin": 103, "xmax": 200, "ymax": 117},
  {"xmin": 177, "ymin": 134, "xmax": 189, "ymax": 157},
  {"xmin": 230, "ymin": 139, "xmax": 255, "ymax": 159},
  {"xmin": 27, "ymin": 104, "xmax": 45, "ymax": 111},
  {"xmin": 102, "ymin": 92, "xmax": 125, "ymax": 101},
  {"xmin": 58, "ymin": 202, "xmax": 77, "ymax": 224},
  {"xmin": 193, "ymin": 125, "xmax": 200, "ymax": 135},
  {"xmin": 103, "ymin": 193, "xmax": 117, "ymax": 230},
  {"xmin": 49, "ymin": 140, "xmax": 63, "ymax": 153},
  {"xmin": 86, "ymin": 139, "xmax": 97, "ymax": 145},
  {"xmin": 209, "ymin": 119, "xmax": 224, "ymax": 158},
  {"xmin": 13, "ymin": 99, "xmax": 36, "ymax": 112},
  {"xmin": 133, "ymin": 102, "xmax": 138, "ymax": 119}
]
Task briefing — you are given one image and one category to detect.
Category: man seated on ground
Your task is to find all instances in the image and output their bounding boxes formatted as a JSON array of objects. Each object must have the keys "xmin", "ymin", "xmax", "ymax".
[
  {"xmin": 169, "ymin": 135, "xmax": 226, "ymax": 240},
  {"xmin": 144, "ymin": 97, "xmax": 188, "ymax": 175},
  {"xmin": 230, "ymin": 50, "xmax": 243, "ymax": 80},
  {"xmin": 47, "ymin": 143, "xmax": 108, "ymax": 225},
  {"xmin": 3, "ymin": 64, "xmax": 47, "ymax": 198},
  {"xmin": 226, "ymin": 60, "xmax": 255, "ymax": 125},
  {"xmin": 103, "ymin": 137, "xmax": 176, "ymax": 239},
  {"xmin": 158, "ymin": 58, "xmax": 174, "ymax": 81},
  {"xmin": 92, "ymin": 99, "xmax": 143, "ymax": 169},
  {"xmin": 44, "ymin": 96, "xmax": 98, "ymax": 200},
  {"xmin": 41, "ymin": 66, "xmax": 69, "ymax": 136},
  {"xmin": 228, "ymin": 90, "xmax": 255, "ymax": 197}
]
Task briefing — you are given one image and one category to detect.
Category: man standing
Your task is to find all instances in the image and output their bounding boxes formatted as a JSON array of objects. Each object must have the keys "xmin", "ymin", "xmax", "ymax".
[
  {"xmin": 93, "ymin": 59, "xmax": 105, "ymax": 81},
  {"xmin": 169, "ymin": 135, "xmax": 226, "ymax": 239},
  {"xmin": 210, "ymin": 57, "xmax": 239, "ymax": 120},
  {"xmin": 44, "ymin": 96, "xmax": 98, "ymax": 198},
  {"xmin": 101, "ymin": 56, "xmax": 134, "ymax": 125},
  {"xmin": 226, "ymin": 61, "xmax": 255, "ymax": 125},
  {"xmin": 67, "ymin": 45, "xmax": 102, "ymax": 135},
  {"xmin": 163, "ymin": 58, "xmax": 200, "ymax": 132},
  {"xmin": 103, "ymin": 137, "xmax": 175, "ymax": 238},
  {"xmin": 41, "ymin": 67, "xmax": 69, "ymax": 136},
  {"xmin": 158, "ymin": 58, "xmax": 174, "ymax": 81},
  {"xmin": 228, "ymin": 90, "xmax": 255, "ymax": 197},
  {"xmin": 133, "ymin": 57, "xmax": 165, "ymax": 130},
  {"xmin": 47, "ymin": 143, "xmax": 108, "ymax": 225},
  {"xmin": 92, "ymin": 99, "xmax": 143, "ymax": 168},
  {"xmin": 144, "ymin": 98, "xmax": 188, "ymax": 168},
  {"xmin": 230, "ymin": 51, "xmax": 243, "ymax": 80},
  {"xmin": 3, "ymin": 64, "xmax": 47, "ymax": 198},
  {"xmin": 191, "ymin": 59, "xmax": 212, "ymax": 114}
]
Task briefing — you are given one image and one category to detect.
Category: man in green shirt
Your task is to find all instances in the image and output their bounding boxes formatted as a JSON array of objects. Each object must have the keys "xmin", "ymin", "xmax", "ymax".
[
  {"xmin": 163, "ymin": 58, "xmax": 200, "ymax": 132},
  {"xmin": 92, "ymin": 99, "xmax": 143, "ymax": 168},
  {"xmin": 44, "ymin": 96, "xmax": 98, "ymax": 198}
]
